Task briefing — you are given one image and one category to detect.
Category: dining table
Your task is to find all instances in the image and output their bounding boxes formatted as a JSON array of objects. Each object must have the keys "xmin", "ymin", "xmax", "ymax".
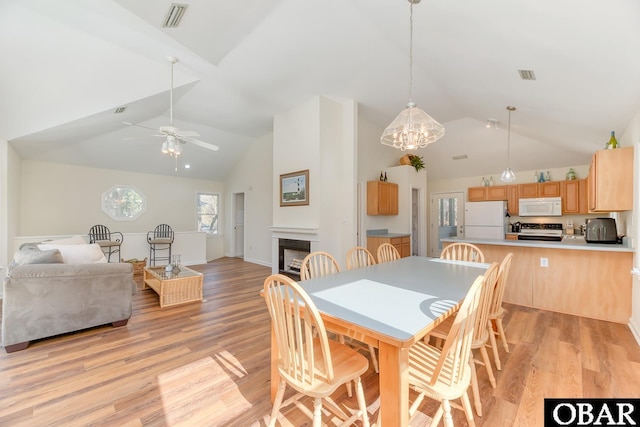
[{"xmin": 268, "ymin": 255, "xmax": 490, "ymax": 426}]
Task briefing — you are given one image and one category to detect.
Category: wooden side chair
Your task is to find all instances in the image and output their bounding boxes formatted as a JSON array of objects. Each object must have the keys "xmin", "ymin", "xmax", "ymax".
[
  {"xmin": 345, "ymin": 246, "xmax": 376, "ymax": 270},
  {"xmin": 88, "ymin": 225, "xmax": 123, "ymax": 262},
  {"xmin": 301, "ymin": 250, "xmax": 380, "ymax": 374},
  {"xmin": 408, "ymin": 274, "xmax": 484, "ymax": 427},
  {"xmin": 441, "ymin": 243, "xmax": 485, "ymax": 263},
  {"xmin": 376, "ymin": 243, "xmax": 400, "ymax": 263},
  {"xmin": 427, "ymin": 262, "xmax": 500, "ymax": 417},
  {"xmin": 263, "ymin": 274, "xmax": 370, "ymax": 427},
  {"xmin": 300, "ymin": 251, "xmax": 341, "ymax": 281},
  {"xmin": 488, "ymin": 252, "xmax": 514, "ymax": 371},
  {"xmin": 147, "ymin": 224, "xmax": 174, "ymax": 266}
]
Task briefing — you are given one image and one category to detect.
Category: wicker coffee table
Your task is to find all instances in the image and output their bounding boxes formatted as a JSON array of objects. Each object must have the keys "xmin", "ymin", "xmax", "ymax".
[{"xmin": 143, "ymin": 266, "xmax": 203, "ymax": 308}]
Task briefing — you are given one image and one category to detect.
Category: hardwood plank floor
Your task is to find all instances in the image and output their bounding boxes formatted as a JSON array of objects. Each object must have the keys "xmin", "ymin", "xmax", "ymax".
[{"xmin": 1, "ymin": 257, "xmax": 639, "ymax": 426}]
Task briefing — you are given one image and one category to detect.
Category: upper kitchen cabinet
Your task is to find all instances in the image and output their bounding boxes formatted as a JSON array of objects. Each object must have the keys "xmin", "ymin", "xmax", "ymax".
[
  {"xmin": 518, "ymin": 181, "xmax": 561, "ymax": 198},
  {"xmin": 507, "ymin": 185, "xmax": 519, "ymax": 215},
  {"xmin": 562, "ymin": 179, "xmax": 588, "ymax": 214},
  {"xmin": 468, "ymin": 185, "xmax": 508, "ymax": 202},
  {"xmin": 588, "ymin": 146, "xmax": 633, "ymax": 212},
  {"xmin": 367, "ymin": 181, "xmax": 399, "ymax": 215}
]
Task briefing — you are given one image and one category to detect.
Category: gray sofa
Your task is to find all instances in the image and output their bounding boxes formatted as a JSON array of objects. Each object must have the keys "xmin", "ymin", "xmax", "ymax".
[{"xmin": 2, "ymin": 246, "xmax": 135, "ymax": 353}]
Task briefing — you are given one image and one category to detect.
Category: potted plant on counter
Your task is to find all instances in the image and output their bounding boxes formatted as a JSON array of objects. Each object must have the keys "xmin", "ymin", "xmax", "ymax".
[{"xmin": 400, "ymin": 154, "xmax": 425, "ymax": 172}]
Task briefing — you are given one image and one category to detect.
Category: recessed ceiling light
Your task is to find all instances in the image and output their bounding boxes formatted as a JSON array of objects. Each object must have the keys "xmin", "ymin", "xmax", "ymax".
[
  {"xmin": 184, "ymin": 164, "xmax": 191, "ymax": 169},
  {"xmin": 452, "ymin": 155, "xmax": 468, "ymax": 160}
]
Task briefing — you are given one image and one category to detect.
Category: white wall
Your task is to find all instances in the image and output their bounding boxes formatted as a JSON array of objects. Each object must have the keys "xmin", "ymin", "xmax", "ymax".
[
  {"xmin": 18, "ymin": 160, "xmax": 225, "ymax": 261},
  {"xmin": 620, "ymin": 109, "xmax": 640, "ymax": 344},
  {"xmin": 272, "ymin": 96, "xmax": 357, "ymax": 265},
  {"xmin": 224, "ymin": 133, "xmax": 274, "ymax": 266}
]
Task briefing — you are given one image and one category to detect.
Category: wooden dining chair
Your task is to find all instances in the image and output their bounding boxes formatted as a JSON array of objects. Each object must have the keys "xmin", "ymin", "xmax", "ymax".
[
  {"xmin": 441, "ymin": 243, "xmax": 485, "ymax": 263},
  {"xmin": 376, "ymin": 243, "xmax": 401, "ymax": 263},
  {"xmin": 300, "ymin": 251, "xmax": 341, "ymax": 281},
  {"xmin": 488, "ymin": 252, "xmax": 514, "ymax": 371},
  {"xmin": 408, "ymin": 274, "xmax": 484, "ymax": 427},
  {"xmin": 263, "ymin": 274, "xmax": 370, "ymax": 427},
  {"xmin": 427, "ymin": 262, "xmax": 500, "ymax": 417},
  {"xmin": 301, "ymin": 250, "xmax": 380, "ymax": 374},
  {"xmin": 345, "ymin": 246, "xmax": 376, "ymax": 270}
]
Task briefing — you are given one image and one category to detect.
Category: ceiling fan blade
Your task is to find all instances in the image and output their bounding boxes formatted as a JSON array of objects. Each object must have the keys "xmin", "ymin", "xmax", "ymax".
[
  {"xmin": 123, "ymin": 121, "xmax": 161, "ymax": 132},
  {"xmin": 178, "ymin": 130, "xmax": 200, "ymax": 137},
  {"xmin": 180, "ymin": 136, "xmax": 219, "ymax": 151},
  {"xmin": 123, "ymin": 135, "xmax": 164, "ymax": 141}
]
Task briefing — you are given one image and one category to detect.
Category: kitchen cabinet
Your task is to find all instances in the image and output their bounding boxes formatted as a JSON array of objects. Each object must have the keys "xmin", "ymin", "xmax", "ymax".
[
  {"xmin": 562, "ymin": 179, "xmax": 588, "ymax": 214},
  {"xmin": 518, "ymin": 181, "xmax": 561, "ymax": 198},
  {"xmin": 367, "ymin": 235, "xmax": 411, "ymax": 259},
  {"xmin": 467, "ymin": 242, "xmax": 632, "ymax": 323},
  {"xmin": 467, "ymin": 185, "xmax": 508, "ymax": 202},
  {"xmin": 588, "ymin": 146, "xmax": 633, "ymax": 212},
  {"xmin": 367, "ymin": 181, "xmax": 398, "ymax": 215},
  {"xmin": 507, "ymin": 185, "xmax": 518, "ymax": 215}
]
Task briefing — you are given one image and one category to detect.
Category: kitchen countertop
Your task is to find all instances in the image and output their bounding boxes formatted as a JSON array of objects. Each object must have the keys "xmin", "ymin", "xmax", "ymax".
[
  {"xmin": 367, "ymin": 233, "xmax": 411, "ymax": 238},
  {"xmin": 441, "ymin": 236, "xmax": 634, "ymax": 252}
]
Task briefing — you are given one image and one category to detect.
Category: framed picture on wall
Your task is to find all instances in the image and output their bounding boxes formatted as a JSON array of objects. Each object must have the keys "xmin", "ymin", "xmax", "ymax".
[{"xmin": 280, "ymin": 169, "xmax": 309, "ymax": 207}]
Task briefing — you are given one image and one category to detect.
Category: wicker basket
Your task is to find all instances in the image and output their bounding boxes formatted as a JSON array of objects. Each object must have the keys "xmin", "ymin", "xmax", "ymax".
[
  {"xmin": 399, "ymin": 154, "xmax": 412, "ymax": 165},
  {"xmin": 123, "ymin": 258, "xmax": 147, "ymax": 275}
]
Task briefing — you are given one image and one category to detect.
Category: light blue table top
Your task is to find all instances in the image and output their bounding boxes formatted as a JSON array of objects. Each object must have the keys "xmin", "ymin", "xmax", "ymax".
[{"xmin": 298, "ymin": 256, "xmax": 489, "ymax": 343}]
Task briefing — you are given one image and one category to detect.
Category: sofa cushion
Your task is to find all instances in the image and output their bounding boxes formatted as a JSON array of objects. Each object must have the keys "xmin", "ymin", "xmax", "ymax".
[
  {"xmin": 12, "ymin": 247, "xmax": 63, "ymax": 266},
  {"xmin": 37, "ymin": 243, "xmax": 107, "ymax": 264}
]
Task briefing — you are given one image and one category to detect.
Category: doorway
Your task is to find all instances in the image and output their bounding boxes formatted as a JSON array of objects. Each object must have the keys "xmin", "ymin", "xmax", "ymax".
[
  {"xmin": 232, "ymin": 193, "xmax": 245, "ymax": 258},
  {"xmin": 429, "ymin": 191, "xmax": 465, "ymax": 257}
]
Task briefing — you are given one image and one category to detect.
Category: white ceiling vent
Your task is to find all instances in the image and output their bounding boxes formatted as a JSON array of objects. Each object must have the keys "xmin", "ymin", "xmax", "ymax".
[
  {"xmin": 518, "ymin": 69, "xmax": 536, "ymax": 80},
  {"xmin": 162, "ymin": 4, "xmax": 189, "ymax": 28},
  {"xmin": 113, "ymin": 107, "xmax": 127, "ymax": 114},
  {"xmin": 452, "ymin": 154, "xmax": 468, "ymax": 160}
]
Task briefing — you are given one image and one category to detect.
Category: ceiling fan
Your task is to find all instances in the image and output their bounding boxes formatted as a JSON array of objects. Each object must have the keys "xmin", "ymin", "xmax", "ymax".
[{"xmin": 124, "ymin": 56, "xmax": 219, "ymax": 156}]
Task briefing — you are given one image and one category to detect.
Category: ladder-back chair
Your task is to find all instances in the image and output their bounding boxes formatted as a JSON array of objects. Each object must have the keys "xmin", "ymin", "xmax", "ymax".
[
  {"xmin": 88, "ymin": 225, "xmax": 123, "ymax": 262},
  {"xmin": 147, "ymin": 224, "xmax": 174, "ymax": 266}
]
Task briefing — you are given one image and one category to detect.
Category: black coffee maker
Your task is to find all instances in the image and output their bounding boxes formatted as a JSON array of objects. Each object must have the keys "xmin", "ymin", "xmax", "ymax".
[{"xmin": 512, "ymin": 221, "xmax": 521, "ymax": 232}]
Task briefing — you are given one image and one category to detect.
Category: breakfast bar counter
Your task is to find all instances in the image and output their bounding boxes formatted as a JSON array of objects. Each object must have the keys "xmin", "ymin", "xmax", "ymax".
[{"xmin": 442, "ymin": 237, "xmax": 633, "ymax": 323}]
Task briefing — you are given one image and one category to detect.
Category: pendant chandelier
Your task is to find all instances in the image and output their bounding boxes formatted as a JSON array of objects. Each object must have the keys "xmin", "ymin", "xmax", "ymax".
[
  {"xmin": 381, "ymin": 0, "xmax": 444, "ymax": 151},
  {"xmin": 500, "ymin": 106, "xmax": 516, "ymax": 182}
]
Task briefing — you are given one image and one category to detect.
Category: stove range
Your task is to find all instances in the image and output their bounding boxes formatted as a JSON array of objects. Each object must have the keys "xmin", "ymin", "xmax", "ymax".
[{"xmin": 517, "ymin": 223, "xmax": 563, "ymax": 242}]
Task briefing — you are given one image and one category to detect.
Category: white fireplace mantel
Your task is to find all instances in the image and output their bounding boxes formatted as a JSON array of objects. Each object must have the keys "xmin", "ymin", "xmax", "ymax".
[{"xmin": 269, "ymin": 226, "xmax": 319, "ymax": 235}]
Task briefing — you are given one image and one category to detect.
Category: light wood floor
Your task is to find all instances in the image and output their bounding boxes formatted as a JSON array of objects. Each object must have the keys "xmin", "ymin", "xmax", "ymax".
[{"xmin": 1, "ymin": 257, "xmax": 639, "ymax": 426}]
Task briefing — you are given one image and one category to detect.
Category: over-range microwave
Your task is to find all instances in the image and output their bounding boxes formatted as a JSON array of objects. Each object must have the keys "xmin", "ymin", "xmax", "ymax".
[{"xmin": 518, "ymin": 197, "xmax": 562, "ymax": 217}]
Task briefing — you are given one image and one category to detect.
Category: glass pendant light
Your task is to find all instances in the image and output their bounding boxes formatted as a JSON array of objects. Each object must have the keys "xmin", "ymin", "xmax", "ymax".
[
  {"xmin": 500, "ymin": 106, "xmax": 516, "ymax": 182},
  {"xmin": 380, "ymin": 0, "xmax": 444, "ymax": 150}
]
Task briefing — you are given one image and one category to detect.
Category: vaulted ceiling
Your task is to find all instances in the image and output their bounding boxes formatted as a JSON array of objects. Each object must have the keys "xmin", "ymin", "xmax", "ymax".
[{"xmin": 2, "ymin": 0, "xmax": 640, "ymax": 181}]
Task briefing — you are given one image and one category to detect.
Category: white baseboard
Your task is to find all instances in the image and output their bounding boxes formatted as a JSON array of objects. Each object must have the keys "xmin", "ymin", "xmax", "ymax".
[
  {"xmin": 243, "ymin": 257, "xmax": 271, "ymax": 268},
  {"xmin": 629, "ymin": 318, "xmax": 640, "ymax": 347}
]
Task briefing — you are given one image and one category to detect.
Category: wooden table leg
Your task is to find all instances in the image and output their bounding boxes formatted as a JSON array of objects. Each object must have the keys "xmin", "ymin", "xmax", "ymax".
[
  {"xmin": 270, "ymin": 323, "xmax": 279, "ymax": 403},
  {"xmin": 378, "ymin": 342, "xmax": 409, "ymax": 426}
]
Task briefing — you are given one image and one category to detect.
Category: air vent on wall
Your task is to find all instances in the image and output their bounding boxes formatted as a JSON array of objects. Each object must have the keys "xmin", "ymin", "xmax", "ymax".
[
  {"xmin": 518, "ymin": 69, "xmax": 536, "ymax": 80},
  {"xmin": 113, "ymin": 107, "xmax": 127, "ymax": 114},
  {"xmin": 162, "ymin": 3, "xmax": 188, "ymax": 28},
  {"xmin": 452, "ymin": 154, "xmax": 468, "ymax": 160}
]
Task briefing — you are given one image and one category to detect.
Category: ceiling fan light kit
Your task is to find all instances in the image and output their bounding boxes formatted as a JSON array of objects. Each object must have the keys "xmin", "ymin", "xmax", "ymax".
[{"xmin": 381, "ymin": 0, "xmax": 445, "ymax": 151}]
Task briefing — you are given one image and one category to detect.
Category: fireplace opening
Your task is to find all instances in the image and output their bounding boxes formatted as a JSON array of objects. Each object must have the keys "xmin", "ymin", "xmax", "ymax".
[{"xmin": 279, "ymin": 238, "xmax": 311, "ymax": 278}]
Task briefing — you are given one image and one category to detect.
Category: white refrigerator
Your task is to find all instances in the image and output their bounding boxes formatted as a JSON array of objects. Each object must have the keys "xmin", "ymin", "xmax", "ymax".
[{"xmin": 464, "ymin": 201, "xmax": 507, "ymax": 240}]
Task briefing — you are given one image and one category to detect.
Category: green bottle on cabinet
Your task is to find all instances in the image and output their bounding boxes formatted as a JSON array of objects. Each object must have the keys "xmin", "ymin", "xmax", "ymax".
[{"xmin": 606, "ymin": 131, "xmax": 618, "ymax": 149}]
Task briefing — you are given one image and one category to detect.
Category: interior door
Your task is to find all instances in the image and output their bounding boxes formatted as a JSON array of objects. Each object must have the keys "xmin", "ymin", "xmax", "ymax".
[
  {"xmin": 429, "ymin": 191, "xmax": 465, "ymax": 257},
  {"xmin": 233, "ymin": 193, "xmax": 245, "ymax": 257}
]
